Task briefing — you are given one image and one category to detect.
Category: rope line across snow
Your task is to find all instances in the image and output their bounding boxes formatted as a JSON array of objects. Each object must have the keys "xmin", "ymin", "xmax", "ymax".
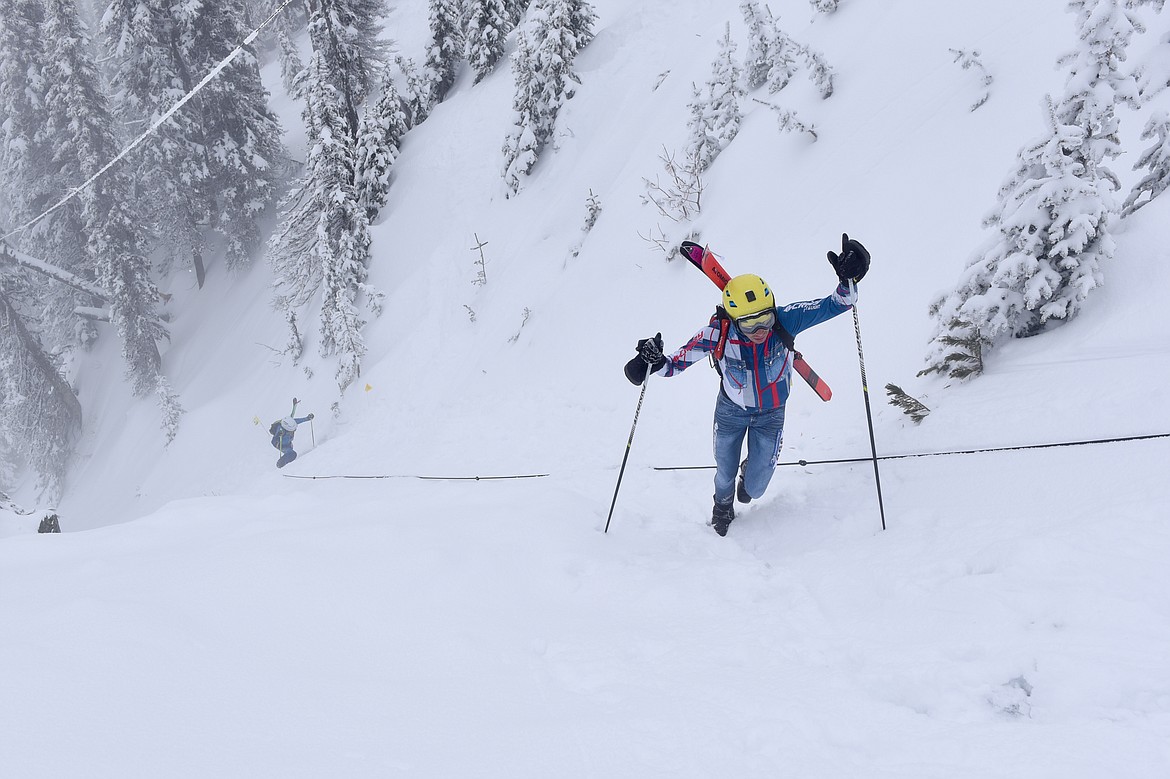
[
  {"xmin": 280, "ymin": 432, "xmax": 1170, "ymax": 481},
  {"xmin": 653, "ymin": 431, "xmax": 1170, "ymax": 471},
  {"xmin": 282, "ymin": 473, "xmax": 550, "ymax": 481}
]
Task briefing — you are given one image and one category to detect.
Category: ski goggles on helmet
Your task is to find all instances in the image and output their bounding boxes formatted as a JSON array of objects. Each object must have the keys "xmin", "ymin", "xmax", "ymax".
[{"xmin": 736, "ymin": 309, "xmax": 776, "ymax": 335}]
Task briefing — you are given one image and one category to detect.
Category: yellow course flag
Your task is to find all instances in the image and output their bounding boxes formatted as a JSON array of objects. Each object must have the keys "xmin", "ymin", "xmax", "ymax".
[{"xmin": 365, "ymin": 383, "xmax": 373, "ymax": 392}]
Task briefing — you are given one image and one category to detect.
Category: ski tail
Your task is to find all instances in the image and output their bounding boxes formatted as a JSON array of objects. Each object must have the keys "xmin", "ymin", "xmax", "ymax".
[{"xmin": 793, "ymin": 354, "xmax": 831, "ymax": 402}]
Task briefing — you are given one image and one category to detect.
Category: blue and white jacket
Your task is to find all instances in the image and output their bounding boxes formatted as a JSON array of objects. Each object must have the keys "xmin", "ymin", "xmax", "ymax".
[
  {"xmin": 653, "ymin": 282, "xmax": 856, "ymax": 410},
  {"xmin": 270, "ymin": 416, "xmax": 313, "ymax": 451}
]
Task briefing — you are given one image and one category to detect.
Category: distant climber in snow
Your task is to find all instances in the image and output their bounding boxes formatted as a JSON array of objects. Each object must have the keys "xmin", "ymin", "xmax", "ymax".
[{"xmin": 269, "ymin": 398, "xmax": 314, "ymax": 468}]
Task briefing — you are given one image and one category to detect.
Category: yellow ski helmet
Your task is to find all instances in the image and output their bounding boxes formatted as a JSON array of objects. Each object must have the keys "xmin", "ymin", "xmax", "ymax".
[{"xmin": 723, "ymin": 274, "xmax": 774, "ymax": 319}]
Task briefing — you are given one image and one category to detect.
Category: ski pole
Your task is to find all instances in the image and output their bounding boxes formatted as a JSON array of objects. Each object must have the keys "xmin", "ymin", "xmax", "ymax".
[
  {"xmin": 849, "ymin": 280, "xmax": 887, "ymax": 531},
  {"xmin": 310, "ymin": 417, "xmax": 315, "ymax": 447},
  {"xmin": 604, "ymin": 376, "xmax": 649, "ymax": 533}
]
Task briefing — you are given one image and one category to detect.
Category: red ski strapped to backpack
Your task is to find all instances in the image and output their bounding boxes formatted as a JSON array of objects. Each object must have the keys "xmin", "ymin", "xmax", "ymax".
[{"xmin": 679, "ymin": 241, "xmax": 832, "ymax": 402}]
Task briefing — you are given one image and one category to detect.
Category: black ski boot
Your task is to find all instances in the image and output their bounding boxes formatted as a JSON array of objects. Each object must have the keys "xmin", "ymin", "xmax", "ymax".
[
  {"xmin": 736, "ymin": 458, "xmax": 752, "ymax": 504},
  {"xmin": 711, "ymin": 497, "xmax": 735, "ymax": 537}
]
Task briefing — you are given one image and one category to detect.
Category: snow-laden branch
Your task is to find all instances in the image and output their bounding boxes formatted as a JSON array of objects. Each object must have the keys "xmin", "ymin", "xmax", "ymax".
[{"xmin": 0, "ymin": 241, "xmax": 107, "ymax": 302}]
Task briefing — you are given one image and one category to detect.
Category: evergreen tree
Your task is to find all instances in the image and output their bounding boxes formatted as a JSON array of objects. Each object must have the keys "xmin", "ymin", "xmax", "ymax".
[
  {"xmin": 268, "ymin": 53, "xmax": 379, "ymax": 391},
  {"xmin": 103, "ymin": 0, "xmax": 291, "ymax": 276},
  {"xmin": 467, "ymin": 0, "xmax": 511, "ymax": 83},
  {"xmin": 800, "ymin": 43, "xmax": 835, "ymax": 99},
  {"xmin": 303, "ymin": 0, "xmax": 390, "ymax": 138},
  {"xmin": 100, "ymin": 0, "xmax": 210, "ymax": 279},
  {"xmin": 39, "ymin": 0, "xmax": 105, "ymax": 269},
  {"xmin": 923, "ymin": 0, "xmax": 1142, "ymax": 377},
  {"xmin": 884, "ymin": 383, "xmax": 931, "ymax": 424},
  {"xmin": 0, "ymin": 0, "xmax": 94, "ymax": 353},
  {"xmin": 1057, "ymin": 0, "xmax": 1141, "ymax": 169},
  {"xmin": 279, "ymin": 29, "xmax": 307, "ymax": 97},
  {"xmin": 187, "ymin": 1, "xmax": 285, "ymax": 269},
  {"xmin": 501, "ymin": 30, "xmax": 541, "ymax": 194},
  {"xmin": 33, "ymin": 0, "xmax": 108, "ymax": 352},
  {"xmin": 354, "ymin": 70, "xmax": 408, "ymax": 220},
  {"xmin": 1134, "ymin": 1, "xmax": 1169, "ymax": 99},
  {"xmin": 0, "ymin": 0, "xmax": 51, "ymax": 231},
  {"xmin": 1124, "ymin": 111, "xmax": 1170, "ymax": 214},
  {"xmin": 35, "ymin": 0, "xmax": 179, "ymax": 437},
  {"xmin": 741, "ymin": 0, "xmax": 775, "ymax": 91},
  {"xmin": 504, "ymin": 0, "xmax": 529, "ymax": 26},
  {"xmin": 923, "ymin": 99, "xmax": 1116, "ymax": 373},
  {"xmin": 0, "ymin": 280, "xmax": 83, "ymax": 498},
  {"xmin": 424, "ymin": 0, "xmax": 465, "ymax": 107},
  {"xmin": 501, "ymin": 0, "xmax": 596, "ymax": 195},
  {"xmin": 743, "ymin": 3, "xmax": 800, "ymax": 95},
  {"xmin": 686, "ymin": 24, "xmax": 744, "ymax": 173},
  {"xmin": 320, "ymin": 195, "xmax": 372, "ymax": 393},
  {"xmin": 740, "ymin": 3, "xmax": 826, "ymax": 97},
  {"xmin": 395, "ymin": 55, "xmax": 432, "ymax": 127},
  {"xmin": 267, "ymin": 0, "xmax": 307, "ymax": 37}
]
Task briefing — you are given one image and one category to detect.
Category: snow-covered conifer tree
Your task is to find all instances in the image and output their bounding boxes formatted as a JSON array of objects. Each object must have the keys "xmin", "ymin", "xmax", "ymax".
[
  {"xmin": 741, "ymin": 1, "xmax": 775, "ymax": 90},
  {"xmin": 501, "ymin": 31, "xmax": 541, "ymax": 194},
  {"xmin": 501, "ymin": 0, "xmax": 597, "ymax": 195},
  {"xmin": 739, "ymin": 5, "xmax": 800, "ymax": 95},
  {"xmin": 91, "ymin": 200, "xmax": 169, "ymax": 390},
  {"xmin": 304, "ymin": 0, "xmax": 390, "ymax": 137},
  {"xmin": 355, "ymin": 71, "xmax": 409, "ymax": 220},
  {"xmin": 923, "ymin": 0, "xmax": 1143, "ymax": 377},
  {"xmin": 320, "ymin": 200, "xmax": 372, "ymax": 393},
  {"xmin": 100, "ymin": 0, "xmax": 213, "ymax": 279},
  {"xmin": 262, "ymin": 0, "xmax": 307, "ymax": 90},
  {"xmin": 0, "ymin": 0, "xmax": 179, "ymax": 442},
  {"xmin": 268, "ymin": 53, "xmax": 378, "ymax": 391},
  {"xmin": 1124, "ymin": 0, "xmax": 1170, "ymax": 214},
  {"xmin": 686, "ymin": 24, "xmax": 744, "ymax": 173},
  {"xmin": 0, "ymin": 0, "xmax": 50, "ymax": 229},
  {"xmin": 424, "ymin": 0, "xmax": 465, "ymax": 108},
  {"xmin": 1056, "ymin": 0, "xmax": 1141, "ymax": 168},
  {"xmin": 924, "ymin": 109, "xmax": 1087, "ymax": 362},
  {"xmin": 504, "ymin": 0, "xmax": 529, "ymax": 26},
  {"xmin": 185, "ymin": 1, "xmax": 286, "ymax": 269},
  {"xmin": 279, "ymin": 29, "xmax": 305, "ymax": 94},
  {"xmin": 33, "ymin": 0, "xmax": 121, "ymax": 351},
  {"xmin": 1124, "ymin": 111, "xmax": 1170, "ymax": 214},
  {"xmin": 0, "ymin": 0, "xmax": 95, "ymax": 353},
  {"xmin": 280, "ymin": 29, "xmax": 307, "ymax": 97},
  {"xmin": 467, "ymin": 0, "xmax": 512, "ymax": 83},
  {"xmin": 394, "ymin": 55, "xmax": 432, "ymax": 127},
  {"xmin": 801, "ymin": 44, "xmax": 835, "ymax": 99},
  {"xmin": 0, "ymin": 282, "xmax": 83, "ymax": 497}
]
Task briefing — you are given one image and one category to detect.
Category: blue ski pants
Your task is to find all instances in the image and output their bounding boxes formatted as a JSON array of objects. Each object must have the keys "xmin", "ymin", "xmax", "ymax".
[{"xmin": 712, "ymin": 391, "xmax": 785, "ymax": 505}]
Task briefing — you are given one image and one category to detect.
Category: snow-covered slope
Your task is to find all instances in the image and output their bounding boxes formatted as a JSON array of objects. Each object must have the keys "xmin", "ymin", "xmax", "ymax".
[{"xmin": 3, "ymin": 1, "xmax": 1170, "ymax": 775}]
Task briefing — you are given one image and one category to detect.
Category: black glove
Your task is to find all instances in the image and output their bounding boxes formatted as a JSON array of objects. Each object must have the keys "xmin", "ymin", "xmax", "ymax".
[
  {"xmin": 827, "ymin": 233, "xmax": 870, "ymax": 284},
  {"xmin": 307, "ymin": 413, "xmax": 314, "ymax": 420},
  {"xmin": 623, "ymin": 333, "xmax": 666, "ymax": 386}
]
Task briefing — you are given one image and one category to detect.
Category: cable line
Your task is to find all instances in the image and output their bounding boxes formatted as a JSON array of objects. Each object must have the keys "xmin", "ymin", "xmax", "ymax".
[
  {"xmin": 1, "ymin": 0, "xmax": 300, "ymax": 241},
  {"xmin": 652, "ymin": 432, "xmax": 1170, "ymax": 471},
  {"xmin": 283, "ymin": 473, "xmax": 550, "ymax": 481}
]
